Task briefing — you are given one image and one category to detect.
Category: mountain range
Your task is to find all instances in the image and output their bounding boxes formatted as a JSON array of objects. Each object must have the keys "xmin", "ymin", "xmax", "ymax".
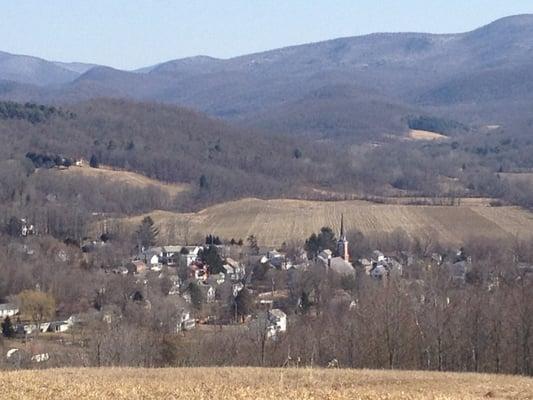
[{"xmin": 1, "ymin": 14, "xmax": 532, "ymax": 139}]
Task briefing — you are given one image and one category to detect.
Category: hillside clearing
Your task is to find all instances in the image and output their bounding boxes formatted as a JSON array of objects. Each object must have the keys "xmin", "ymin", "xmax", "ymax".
[
  {"xmin": 54, "ymin": 164, "xmax": 191, "ymax": 196},
  {"xmin": 0, "ymin": 367, "xmax": 531, "ymax": 400},
  {"xmin": 499, "ymin": 172, "xmax": 533, "ymax": 185},
  {"xmin": 408, "ymin": 129, "xmax": 448, "ymax": 141},
  {"xmin": 110, "ymin": 198, "xmax": 533, "ymax": 246}
]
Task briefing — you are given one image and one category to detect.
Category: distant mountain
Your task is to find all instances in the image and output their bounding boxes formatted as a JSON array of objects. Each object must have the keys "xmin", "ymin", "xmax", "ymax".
[
  {"xmin": 0, "ymin": 51, "xmax": 82, "ymax": 86},
  {"xmin": 53, "ymin": 61, "xmax": 97, "ymax": 74},
  {"xmin": 1, "ymin": 14, "xmax": 532, "ymax": 138}
]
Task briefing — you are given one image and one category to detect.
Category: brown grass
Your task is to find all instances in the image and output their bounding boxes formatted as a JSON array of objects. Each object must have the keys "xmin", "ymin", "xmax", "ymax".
[
  {"xmin": 0, "ymin": 367, "xmax": 531, "ymax": 400},
  {"xmin": 57, "ymin": 164, "xmax": 191, "ymax": 197},
  {"xmin": 110, "ymin": 198, "xmax": 533, "ymax": 246},
  {"xmin": 408, "ymin": 129, "xmax": 448, "ymax": 141},
  {"xmin": 499, "ymin": 172, "xmax": 533, "ymax": 185}
]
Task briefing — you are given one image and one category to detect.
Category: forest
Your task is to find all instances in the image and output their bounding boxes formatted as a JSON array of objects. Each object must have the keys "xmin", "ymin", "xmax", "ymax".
[{"xmin": 1, "ymin": 98, "xmax": 533, "ymax": 243}]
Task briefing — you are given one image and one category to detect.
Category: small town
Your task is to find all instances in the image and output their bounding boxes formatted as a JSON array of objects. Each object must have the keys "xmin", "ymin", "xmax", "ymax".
[
  {"xmin": 1, "ymin": 3, "xmax": 533, "ymax": 399},
  {"xmin": 2, "ymin": 212, "xmax": 531, "ymax": 371}
]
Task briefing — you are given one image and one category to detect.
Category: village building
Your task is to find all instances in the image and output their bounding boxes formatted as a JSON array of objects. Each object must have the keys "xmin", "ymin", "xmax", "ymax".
[
  {"xmin": 188, "ymin": 261, "xmax": 208, "ymax": 281},
  {"xmin": 317, "ymin": 215, "xmax": 355, "ymax": 276},
  {"xmin": 0, "ymin": 303, "xmax": 19, "ymax": 318},
  {"xmin": 222, "ymin": 258, "xmax": 246, "ymax": 281},
  {"xmin": 267, "ymin": 309, "xmax": 287, "ymax": 339},
  {"xmin": 178, "ymin": 246, "xmax": 202, "ymax": 267},
  {"xmin": 176, "ymin": 310, "xmax": 196, "ymax": 332}
]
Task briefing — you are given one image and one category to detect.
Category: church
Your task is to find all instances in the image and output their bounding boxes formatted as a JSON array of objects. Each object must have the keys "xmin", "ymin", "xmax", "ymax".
[
  {"xmin": 317, "ymin": 214, "xmax": 355, "ymax": 276},
  {"xmin": 337, "ymin": 214, "xmax": 349, "ymax": 262}
]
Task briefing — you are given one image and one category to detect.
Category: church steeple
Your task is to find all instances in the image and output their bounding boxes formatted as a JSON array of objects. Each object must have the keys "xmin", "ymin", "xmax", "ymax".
[{"xmin": 338, "ymin": 214, "xmax": 349, "ymax": 262}]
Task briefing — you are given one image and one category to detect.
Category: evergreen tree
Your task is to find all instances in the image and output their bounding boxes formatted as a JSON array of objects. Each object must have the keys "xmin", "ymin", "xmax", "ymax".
[
  {"xmin": 5, "ymin": 217, "xmax": 22, "ymax": 237},
  {"xmin": 199, "ymin": 174, "xmax": 209, "ymax": 190},
  {"xmin": 299, "ymin": 291, "xmax": 312, "ymax": 314},
  {"xmin": 1, "ymin": 316, "xmax": 15, "ymax": 338},
  {"xmin": 199, "ymin": 245, "xmax": 225, "ymax": 274},
  {"xmin": 136, "ymin": 216, "xmax": 159, "ymax": 249},
  {"xmin": 187, "ymin": 282, "xmax": 203, "ymax": 311},
  {"xmin": 304, "ymin": 227, "xmax": 337, "ymax": 258},
  {"xmin": 89, "ymin": 154, "xmax": 99, "ymax": 168},
  {"xmin": 234, "ymin": 288, "xmax": 254, "ymax": 322},
  {"xmin": 247, "ymin": 234, "xmax": 259, "ymax": 255}
]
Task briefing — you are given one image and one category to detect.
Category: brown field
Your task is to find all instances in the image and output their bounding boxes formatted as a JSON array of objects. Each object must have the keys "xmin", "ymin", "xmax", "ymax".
[
  {"xmin": 0, "ymin": 367, "xmax": 531, "ymax": 400},
  {"xmin": 56, "ymin": 164, "xmax": 191, "ymax": 196},
  {"xmin": 408, "ymin": 129, "xmax": 448, "ymax": 141},
  {"xmin": 499, "ymin": 172, "xmax": 533, "ymax": 185},
  {"xmin": 112, "ymin": 198, "xmax": 533, "ymax": 246}
]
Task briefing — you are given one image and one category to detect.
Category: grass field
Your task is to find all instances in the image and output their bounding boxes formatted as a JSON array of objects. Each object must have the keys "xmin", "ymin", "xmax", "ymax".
[
  {"xmin": 408, "ymin": 129, "xmax": 448, "ymax": 141},
  {"xmin": 57, "ymin": 164, "xmax": 191, "ymax": 197},
  {"xmin": 0, "ymin": 367, "xmax": 531, "ymax": 400},
  {"xmin": 499, "ymin": 172, "xmax": 533, "ymax": 185},
  {"xmin": 114, "ymin": 198, "xmax": 533, "ymax": 246}
]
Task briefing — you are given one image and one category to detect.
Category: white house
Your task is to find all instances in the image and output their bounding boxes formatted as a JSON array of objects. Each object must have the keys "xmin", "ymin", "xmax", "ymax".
[
  {"xmin": 267, "ymin": 309, "xmax": 287, "ymax": 338},
  {"xmin": 0, "ymin": 304, "xmax": 19, "ymax": 318},
  {"xmin": 223, "ymin": 258, "xmax": 245, "ymax": 281},
  {"xmin": 179, "ymin": 246, "xmax": 202, "ymax": 267},
  {"xmin": 48, "ymin": 316, "xmax": 75, "ymax": 333},
  {"xmin": 176, "ymin": 310, "xmax": 196, "ymax": 332}
]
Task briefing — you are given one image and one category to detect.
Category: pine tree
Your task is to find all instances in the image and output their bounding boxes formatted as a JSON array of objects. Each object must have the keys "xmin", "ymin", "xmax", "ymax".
[
  {"xmin": 187, "ymin": 282, "xmax": 203, "ymax": 311},
  {"xmin": 136, "ymin": 216, "xmax": 159, "ymax": 249},
  {"xmin": 199, "ymin": 245, "xmax": 224, "ymax": 274},
  {"xmin": 89, "ymin": 154, "xmax": 99, "ymax": 168},
  {"xmin": 235, "ymin": 288, "xmax": 254, "ymax": 322},
  {"xmin": 2, "ymin": 316, "xmax": 15, "ymax": 338},
  {"xmin": 199, "ymin": 174, "xmax": 209, "ymax": 190}
]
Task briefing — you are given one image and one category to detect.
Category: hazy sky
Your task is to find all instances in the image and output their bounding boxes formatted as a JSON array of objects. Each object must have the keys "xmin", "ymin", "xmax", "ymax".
[{"xmin": 3, "ymin": 0, "xmax": 532, "ymax": 70}]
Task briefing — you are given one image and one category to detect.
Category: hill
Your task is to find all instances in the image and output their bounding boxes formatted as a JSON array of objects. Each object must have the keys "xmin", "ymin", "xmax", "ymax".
[
  {"xmin": 56, "ymin": 164, "xmax": 191, "ymax": 197},
  {"xmin": 1, "ymin": 15, "xmax": 533, "ymax": 139},
  {"xmin": 0, "ymin": 99, "xmax": 351, "ymax": 214},
  {"xmin": 112, "ymin": 198, "xmax": 533, "ymax": 246},
  {"xmin": 0, "ymin": 51, "xmax": 81, "ymax": 86},
  {"xmin": 0, "ymin": 367, "xmax": 531, "ymax": 399}
]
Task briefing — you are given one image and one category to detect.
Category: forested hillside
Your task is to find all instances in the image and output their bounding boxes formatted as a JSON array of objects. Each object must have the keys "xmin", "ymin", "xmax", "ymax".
[
  {"xmin": 0, "ymin": 99, "xmax": 340, "ymax": 203},
  {"xmin": 1, "ymin": 95, "xmax": 533, "ymax": 247},
  {"xmin": 0, "ymin": 16, "xmax": 532, "ymax": 139}
]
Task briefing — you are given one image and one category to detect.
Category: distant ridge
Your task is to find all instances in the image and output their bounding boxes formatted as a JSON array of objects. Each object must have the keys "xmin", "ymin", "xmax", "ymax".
[{"xmin": 0, "ymin": 14, "xmax": 532, "ymax": 138}]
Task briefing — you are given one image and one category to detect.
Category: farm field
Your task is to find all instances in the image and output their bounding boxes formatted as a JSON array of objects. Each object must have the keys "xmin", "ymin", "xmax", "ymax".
[
  {"xmin": 499, "ymin": 172, "xmax": 533, "ymax": 185},
  {"xmin": 53, "ymin": 164, "xmax": 191, "ymax": 197},
  {"xmin": 113, "ymin": 198, "xmax": 533, "ymax": 246},
  {"xmin": 408, "ymin": 129, "xmax": 448, "ymax": 141},
  {"xmin": 0, "ymin": 367, "xmax": 531, "ymax": 400}
]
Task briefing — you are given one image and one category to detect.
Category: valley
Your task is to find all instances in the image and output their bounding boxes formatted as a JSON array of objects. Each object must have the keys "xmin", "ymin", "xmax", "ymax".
[{"xmin": 1, "ymin": 10, "xmax": 533, "ymax": 380}]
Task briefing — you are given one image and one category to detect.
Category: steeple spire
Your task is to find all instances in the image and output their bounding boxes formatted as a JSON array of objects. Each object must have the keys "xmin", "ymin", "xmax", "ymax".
[{"xmin": 338, "ymin": 213, "xmax": 349, "ymax": 262}]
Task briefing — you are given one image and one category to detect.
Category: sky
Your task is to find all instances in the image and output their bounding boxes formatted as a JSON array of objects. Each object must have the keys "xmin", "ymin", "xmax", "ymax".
[{"xmin": 2, "ymin": 0, "xmax": 532, "ymax": 70}]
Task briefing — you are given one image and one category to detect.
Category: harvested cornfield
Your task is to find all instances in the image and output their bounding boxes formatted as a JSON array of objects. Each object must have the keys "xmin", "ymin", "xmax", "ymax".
[
  {"xmin": 0, "ymin": 367, "xmax": 531, "ymax": 400},
  {"xmin": 408, "ymin": 129, "xmax": 448, "ymax": 141},
  {"xmin": 54, "ymin": 164, "xmax": 191, "ymax": 197},
  {"xmin": 113, "ymin": 198, "xmax": 533, "ymax": 246}
]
